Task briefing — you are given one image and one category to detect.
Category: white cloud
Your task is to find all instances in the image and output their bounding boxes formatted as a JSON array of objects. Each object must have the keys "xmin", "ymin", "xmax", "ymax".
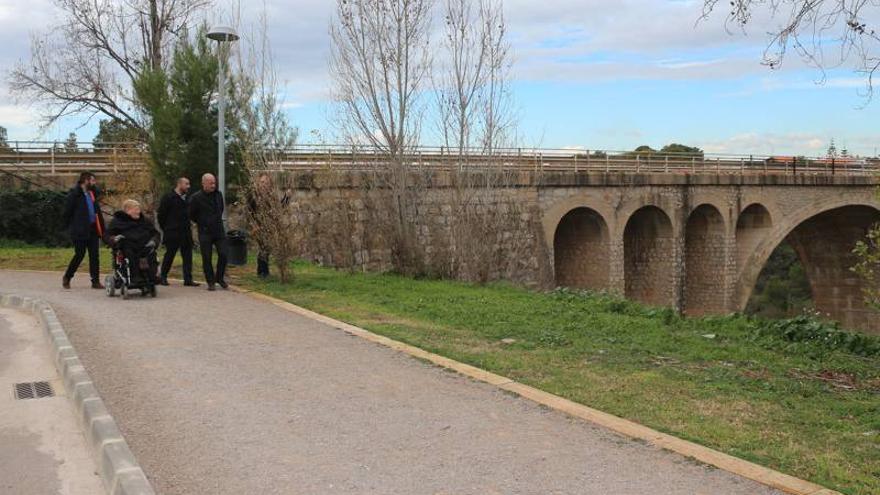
[
  {"xmin": 655, "ymin": 58, "xmax": 724, "ymax": 70},
  {"xmin": 760, "ymin": 76, "xmax": 869, "ymax": 91},
  {"xmin": 0, "ymin": 1, "xmax": 853, "ymax": 106},
  {"xmin": 699, "ymin": 132, "xmax": 833, "ymax": 156},
  {"xmin": 1, "ymin": 0, "xmax": 876, "ymax": 147},
  {"xmin": 0, "ymin": 102, "xmax": 36, "ymax": 129}
]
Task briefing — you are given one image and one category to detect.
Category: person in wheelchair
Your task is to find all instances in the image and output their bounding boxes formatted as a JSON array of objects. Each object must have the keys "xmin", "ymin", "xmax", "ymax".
[{"xmin": 105, "ymin": 199, "xmax": 161, "ymax": 288}]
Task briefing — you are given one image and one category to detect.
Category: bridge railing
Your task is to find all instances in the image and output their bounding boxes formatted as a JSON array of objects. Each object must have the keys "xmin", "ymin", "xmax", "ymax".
[
  {"xmin": 0, "ymin": 141, "xmax": 148, "ymax": 175},
  {"xmin": 1, "ymin": 141, "xmax": 878, "ymax": 176}
]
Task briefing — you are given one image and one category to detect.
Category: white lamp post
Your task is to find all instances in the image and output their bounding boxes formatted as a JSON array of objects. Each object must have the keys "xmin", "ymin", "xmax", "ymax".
[{"xmin": 207, "ymin": 26, "xmax": 239, "ymax": 212}]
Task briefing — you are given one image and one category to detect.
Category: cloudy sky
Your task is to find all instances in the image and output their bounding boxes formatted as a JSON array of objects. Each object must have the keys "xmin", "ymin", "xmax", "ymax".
[{"xmin": 1, "ymin": 0, "xmax": 878, "ymax": 156}]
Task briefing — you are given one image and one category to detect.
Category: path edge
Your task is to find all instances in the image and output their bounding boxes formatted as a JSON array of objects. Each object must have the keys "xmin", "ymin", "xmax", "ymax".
[
  {"xmin": 0, "ymin": 292, "xmax": 156, "ymax": 495},
  {"xmin": 235, "ymin": 287, "xmax": 842, "ymax": 495}
]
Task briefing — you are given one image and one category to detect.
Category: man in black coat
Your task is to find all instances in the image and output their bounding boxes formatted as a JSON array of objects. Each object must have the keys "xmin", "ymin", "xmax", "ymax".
[
  {"xmin": 189, "ymin": 173, "xmax": 228, "ymax": 291},
  {"xmin": 61, "ymin": 172, "xmax": 105, "ymax": 290},
  {"xmin": 157, "ymin": 177, "xmax": 200, "ymax": 286}
]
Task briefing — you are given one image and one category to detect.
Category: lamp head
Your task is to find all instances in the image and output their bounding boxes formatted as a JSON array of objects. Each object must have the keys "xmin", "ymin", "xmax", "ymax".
[{"xmin": 207, "ymin": 26, "xmax": 239, "ymax": 42}]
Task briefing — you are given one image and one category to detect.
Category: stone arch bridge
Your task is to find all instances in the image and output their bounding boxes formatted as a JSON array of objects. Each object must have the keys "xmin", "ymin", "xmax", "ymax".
[
  {"xmin": 2, "ymin": 145, "xmax": 879, "ymax": 332},
  {"xmin": 541, "ymin": 173, "xmax": 880, "ymax": 333}
]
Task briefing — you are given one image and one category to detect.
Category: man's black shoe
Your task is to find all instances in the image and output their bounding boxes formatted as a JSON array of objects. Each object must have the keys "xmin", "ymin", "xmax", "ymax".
[
  {"xmin": 207, "ymin": 283, "xmax": 216, "ymax": 291},
  {"xmin": 62, "ymin": 276, "xmax": 71, "ymax": 290},
  {"xmin": 184, "ymin": 281, "xmax": 201, "ymax": 287},
  {"xmin": 159, "ymin": 278, "xmax": 170, "ymax": 286},
  {"xmin": 217, "ymin": 280, "xmax": 229, "ymax": 290}
]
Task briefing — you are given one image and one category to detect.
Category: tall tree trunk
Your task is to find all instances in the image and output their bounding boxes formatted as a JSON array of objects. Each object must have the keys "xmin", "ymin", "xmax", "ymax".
[{"xmin": 149, "ymin": 0, "xmax": 163, "ymax": 70}]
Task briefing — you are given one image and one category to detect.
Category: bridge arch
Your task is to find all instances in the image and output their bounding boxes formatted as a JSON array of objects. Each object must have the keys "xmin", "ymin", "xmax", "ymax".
[
  {"xmin": 736, "ymin": 199, "xmax": 880, "ymax": 332},
  {"xmin": 624, "ymin": 206, "xmax": 675, "ymax": 307},
  {"xmin": 553, "ymin": 208, "xmax": 610, "ymax": 290},
  {"xmin": 684, "ymin": 204, "xmax": 726, "ymax": 315},
  {"xmin": 543, "ymin": 195, "xmax": 617, "ymax": 246}
]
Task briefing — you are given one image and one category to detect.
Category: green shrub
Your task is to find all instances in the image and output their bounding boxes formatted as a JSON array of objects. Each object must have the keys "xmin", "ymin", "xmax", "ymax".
[
  {"xmin": 0, "ymin": 190, "xmax": 70, "ymax": 247},
  {"xmin": 752, "ymin": 314, "xmax": 880, "ymax": 357},
  {"xmin": 746, "ymin": 242, "xmax": 813, "ymax": 318}
]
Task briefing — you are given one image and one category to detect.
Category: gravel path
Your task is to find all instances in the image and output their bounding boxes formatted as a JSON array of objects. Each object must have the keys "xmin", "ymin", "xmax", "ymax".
[{"xmin": 0, "ymin": 270, "xmax": 781, "ymax": 495}]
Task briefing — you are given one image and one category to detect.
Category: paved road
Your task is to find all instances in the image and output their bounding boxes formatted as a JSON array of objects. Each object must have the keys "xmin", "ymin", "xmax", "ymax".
[
  {"xmin": 0, "ymin": 271, "xmax": 781, "ymax": 495},
  {"xmin": 0, "ymin": 307, "xmax": 104, "ymax": 494}
]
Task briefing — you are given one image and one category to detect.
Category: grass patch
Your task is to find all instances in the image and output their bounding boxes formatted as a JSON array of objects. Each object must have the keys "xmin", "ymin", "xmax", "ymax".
[{"xmin": 2, "ymin": 244, "xmax": 878, "ymax": 495}]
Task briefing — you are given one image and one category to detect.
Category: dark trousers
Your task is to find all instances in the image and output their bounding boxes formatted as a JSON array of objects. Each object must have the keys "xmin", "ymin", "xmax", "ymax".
[
  {"xmin": 64, "ymin": 232, "xmax": 100, "ymax": 283},
  {"xmin": 122, "ymin": 245, "xmax": 158, "ymax": 284},
  {"xmin": 160, "ymin": 238, "xmax": 194, "ymax": 282},
  {"xmin": 257, "ymin": 249, "xmax": 270, "ymax": 278},
  {"xmin": 199, "ymin": 234, "xmax": 228, "ymax": 285}
]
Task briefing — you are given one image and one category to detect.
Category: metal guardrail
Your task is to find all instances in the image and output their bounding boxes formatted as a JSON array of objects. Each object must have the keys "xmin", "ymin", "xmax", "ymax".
[{"xmin": 1, "ymin": 142, "xmax": 878, "ymax": 176}]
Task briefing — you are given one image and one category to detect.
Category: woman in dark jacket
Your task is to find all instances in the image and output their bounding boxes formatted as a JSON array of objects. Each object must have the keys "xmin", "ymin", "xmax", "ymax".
[
  {"xmin": 106, "ymin": 200, "xmax": 160, "ymax": 283},
  {"xmin": 61, "ymin": 172, "xmax": 106, "ymax": 289},
  {"xmin": 247, "ymin": 174, "xmax": 272, "ymax": 278},
  {"xmin": 247, "ymin": 173, "xmax": 290, "ymax": 279}
]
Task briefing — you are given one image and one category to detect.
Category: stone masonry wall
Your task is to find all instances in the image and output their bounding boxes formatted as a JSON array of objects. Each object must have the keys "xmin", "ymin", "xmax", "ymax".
[
  {"xmin": 229, "ymin": 170, "xmax": 879, "ymax": 332},
  {"xmin": 238, "ymin": 182, "xmax": 551, "ymax": 287}
]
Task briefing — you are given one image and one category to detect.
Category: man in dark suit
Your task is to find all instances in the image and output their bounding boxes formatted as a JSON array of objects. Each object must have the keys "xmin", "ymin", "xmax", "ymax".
[
  {"xmin": 189, "ymin": 173, "xmax": 228, "ymax": 291},
  {"xmin": 157, "ymin": 177, "xmax": 200, "ymax": 287},
  {"xmin": 61, "ymin": 172, "xmax": 105, "ymax": 289}
]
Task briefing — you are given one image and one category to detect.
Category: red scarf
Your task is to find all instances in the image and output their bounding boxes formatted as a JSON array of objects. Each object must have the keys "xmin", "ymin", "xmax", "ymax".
[{"xmin": 89, "ymin": 190, "xmax": 103, "ymax": 237}]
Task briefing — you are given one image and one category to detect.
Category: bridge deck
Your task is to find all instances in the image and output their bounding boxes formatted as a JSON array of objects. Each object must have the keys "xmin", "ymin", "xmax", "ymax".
[{"xmin": 2, "ymin": 144, "xmax": 877, "ymax": 177}]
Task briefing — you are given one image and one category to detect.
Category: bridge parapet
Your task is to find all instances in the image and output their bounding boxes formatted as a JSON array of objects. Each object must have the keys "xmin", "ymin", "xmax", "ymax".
[{"xmin": 2, "ymin": 142, "xmax": 878, "ymax": 178}]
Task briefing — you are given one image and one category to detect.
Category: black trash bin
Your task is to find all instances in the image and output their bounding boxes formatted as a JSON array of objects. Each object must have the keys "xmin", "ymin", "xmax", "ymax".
[{"xmin": 227, "ymin": 230, "xmax": 248, "ymax": 266}]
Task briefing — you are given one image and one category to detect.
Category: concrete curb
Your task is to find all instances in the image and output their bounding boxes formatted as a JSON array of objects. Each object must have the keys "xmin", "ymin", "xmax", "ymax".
[
  {"xmin": 0, "ymin": 293, "xmax": 156, "ymax": 495},
  {"xmin": 235, "ymin": 287, "xmax": 844, "ymax": 495}
]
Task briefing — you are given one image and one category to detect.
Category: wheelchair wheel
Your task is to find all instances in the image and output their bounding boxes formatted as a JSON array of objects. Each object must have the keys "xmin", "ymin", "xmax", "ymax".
[
  {"xmin": 105, "ymin": 275, "xmax": 116, "ymax": 297},
  {"xmin": 149, "ymin": 285, "xmax": 157, "ymax": 298}
]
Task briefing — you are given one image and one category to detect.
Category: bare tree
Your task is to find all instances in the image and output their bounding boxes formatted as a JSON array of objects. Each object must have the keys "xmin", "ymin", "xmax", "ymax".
[
  {"xmin": 702, "ymin": 1, "xmax": 880, "ymax": 98},
  {"xmin": 432, "ymin": 0, "xmax": 523, "ymax": 281},
  {"xmin": 476, "ymin": 0, "xmax": 514, "ymax": 155},
  {"xmin": 330, "ymin": 0, "xmax": 433, "ymax": 158},
  {"xmin": 232, "ymin": 9, "xmax": 302, "ymax": 283},
  {"xmin": 244, "ymin": 172, "xmax": 300, "ymax": 283},
  {"xmin": 8, "ymin": 0, "xmax": 209, "ymax": 132},
  {"xmin": 329, "ymin": 0, "xmax": 435, "ymax": 273},
  {"xmin": 327, "ymin": 0, "xmax": 539, "ymax": 281},
  {"xmin": 434, "ymin": 0, "xmax": 486, "ymax": 161},
  {"xmin": 434, "ymin": 0, "xmax": 512, "ymax": 159}
]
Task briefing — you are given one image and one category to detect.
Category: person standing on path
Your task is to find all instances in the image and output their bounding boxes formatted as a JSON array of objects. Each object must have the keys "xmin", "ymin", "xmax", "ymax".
[
  {"xmin": 247, "ymin": 173, "xmax": 271, "ymax": 279},
  {"xmin": 61, "ymin": 172, "xmax": 105, "ymax": 290},
  {"xmin": 157, "ymin": 177, "xmax": 200, "ymax": 287},
  {"xmin": 189, "ymin": 173, "xmax": 228, "ymax": 291}
]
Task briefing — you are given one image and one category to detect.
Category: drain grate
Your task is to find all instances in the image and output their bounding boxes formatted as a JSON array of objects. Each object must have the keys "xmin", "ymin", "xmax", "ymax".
[{"xmin": 13, "ymin": 381, "xmax": 54, "ymax": 400}]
